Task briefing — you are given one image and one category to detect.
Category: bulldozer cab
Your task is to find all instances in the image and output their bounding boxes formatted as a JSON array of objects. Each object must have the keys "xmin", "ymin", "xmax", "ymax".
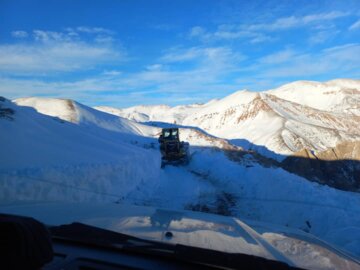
[
  {"xmin": 159, "ymin": 128, "xmax": 180, "ymax": 144},
  {"xmin": 162, "ymin": 128, "xmax": 179, "ymax": 141}
]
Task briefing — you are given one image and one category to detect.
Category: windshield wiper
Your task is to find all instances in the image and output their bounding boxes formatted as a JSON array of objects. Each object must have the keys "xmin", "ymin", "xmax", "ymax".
[{"xmin": 50, "ymin": 222, "xmax": 305, "ymax": 270}]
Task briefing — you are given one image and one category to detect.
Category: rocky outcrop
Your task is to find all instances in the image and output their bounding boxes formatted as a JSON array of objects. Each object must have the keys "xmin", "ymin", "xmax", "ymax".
[
  {"xmin": 0, "ymin": 97, "xmax": 15, "ymax": 120},
  {"xmin": 281, "ymin": 141, "xmax": 360, "ymax": 192}
]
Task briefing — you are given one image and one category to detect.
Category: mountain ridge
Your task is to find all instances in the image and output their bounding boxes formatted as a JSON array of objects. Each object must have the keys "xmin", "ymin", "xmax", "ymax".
[{"xmin": 95, "ymin": 79, "xmax": 360, "ymax": 157}]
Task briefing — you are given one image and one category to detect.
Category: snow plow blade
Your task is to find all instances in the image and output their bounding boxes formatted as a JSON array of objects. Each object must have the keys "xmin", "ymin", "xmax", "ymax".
[{"xmin": 161, "ymin": 154, "xmax": 189, "ymax": 168}]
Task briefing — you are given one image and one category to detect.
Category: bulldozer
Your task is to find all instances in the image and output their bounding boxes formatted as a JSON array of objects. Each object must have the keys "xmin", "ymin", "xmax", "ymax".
[{"xmin": 158, "ymin": 128, "xmax": 189, "ymax": 168}]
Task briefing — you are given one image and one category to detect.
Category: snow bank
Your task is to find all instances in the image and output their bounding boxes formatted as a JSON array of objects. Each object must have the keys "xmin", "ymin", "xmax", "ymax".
[{"xmin": 0, "ymin": 98, "xmax": 160, "ymax": 202}]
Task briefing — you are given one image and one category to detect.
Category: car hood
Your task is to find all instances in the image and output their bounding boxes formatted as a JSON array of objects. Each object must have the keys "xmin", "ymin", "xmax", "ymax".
[{"xmin": 0, "ymin": 201, "xmax": 359, "ymax": 270}]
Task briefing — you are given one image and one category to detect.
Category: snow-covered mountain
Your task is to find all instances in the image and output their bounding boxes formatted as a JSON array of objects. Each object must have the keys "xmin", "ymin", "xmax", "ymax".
[
  {"xmin": 97, "ymin": 79, "xmax": 360, "ymax": 158},
  {"xmin": 13, "ymin": 97, "xmax": 238, "ymax": 150},
  {"xmin": 267, "ymin": 79, "xmax": 360, "ymax": 114},
  {"xmin": 14, "ymin": 97, "xmax": 154, "ymax": 136},
  {"xmin": 95, "ymin": 102, "xmax": 207, "ymax": 124}
]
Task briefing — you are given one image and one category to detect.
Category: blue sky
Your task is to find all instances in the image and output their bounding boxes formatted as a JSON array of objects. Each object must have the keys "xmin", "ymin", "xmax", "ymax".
[{"xmin": 0, "ymin": 0, "xmax": 360, "ymax": 107}]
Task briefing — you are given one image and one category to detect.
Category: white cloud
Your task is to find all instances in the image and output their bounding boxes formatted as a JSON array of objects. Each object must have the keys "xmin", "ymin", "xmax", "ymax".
[
  {"xmin": 2, "ymin": 43, "xmax": 359, "ymax": 107},
  {"xmin": 146, "ymin": 64, "xmax": 163, "ymax": 71},
  {"xmin": 33, "ymin": 30, "xmax": 69, "ymax": 42},
  {"xmin": 160, "ymin": 46, "xmax": 244, "ymax": 65},
  {"xmin": 31, "ymin": 28, "xmax": 115, "ymax": 43},
  {"xmin": 189, "ymin": 26, "xmax": 206, "ymax": 37},
  {"xmin": 94, "ymin": 35, "xmax": 114, "ymax": 44},
  {"xmin": 302, "ymin": 11, "xmax": 348, "ymax": 23},
  {"xmin": 190, "ymin": 11, "xmax": 350, "ymax": 43},
  {"xmin": 11, "ymin": 31, "xmax": 28, "ymax": 38},
  {"xmin": 257, "ymin": 43, "xmax": 360, "ymax": 78},
  {"xmin": 0, "ymin": 42, "xmax": 121, "ymax": 74},
  {"xmin": 248, "ymin": 11, "xmax": 349, "ymax": 31},
  {"xmin": 161, "ymin": 47, "xmax": 204, "ymax": 62},
  {"xmin": 102, "ymin": 70, "xmax": 122, "ymax": 76},
  {"xmin": 1, "ymin": 28, "xmax": 123, "ymax": 74},
  {"xmin": 308, "ymin": 30, "xmax": 339, "ymax": 44},
  {"xmin": 1, "ymin": 29, "xmax": 246, "ymax": 105},
  {"xmin": 75, "ymin": 26, "xmax": 114, "ymax": 35},
  {"xmin": 258, "ymin": 49, "xmax": 296, "ymax": 64},
  {"xmin": 249, "ymin": 34, "xmax": 273, "ymax": 44},
  {"xmin": 0, "ymin": 66, "xmax": 237, "ymax": 107},
  {"xmin": 189, "ymin": 26, "xmax": 270, "ymax": 42},
  {"xmin": 0, "ymin": 45, "xmax": 244, "ymax": 106},
  {"xmin": 349, "ymin": 19, "xmax": 360, "ymax": 30}
]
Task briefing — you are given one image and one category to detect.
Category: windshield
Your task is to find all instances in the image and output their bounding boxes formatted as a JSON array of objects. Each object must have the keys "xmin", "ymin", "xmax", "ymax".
[
  {"xmin": 1, "ymin": 1, "xmax": 360, "ymax": 270},
  {"xmin": 164, "ymin": 131, "xmax": 171, "ymax": 138}
]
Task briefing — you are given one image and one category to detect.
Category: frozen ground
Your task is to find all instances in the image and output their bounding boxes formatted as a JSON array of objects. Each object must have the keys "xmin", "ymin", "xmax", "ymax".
[{"xmin": 1, "ymin": 96, "xmax": 360, "ymax": 259}]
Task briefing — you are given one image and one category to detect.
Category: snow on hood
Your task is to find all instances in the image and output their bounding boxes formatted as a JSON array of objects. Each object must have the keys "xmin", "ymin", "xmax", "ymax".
[{"xmin": 0, "ymin": 202, "xmax": 359, "ymax": 270}]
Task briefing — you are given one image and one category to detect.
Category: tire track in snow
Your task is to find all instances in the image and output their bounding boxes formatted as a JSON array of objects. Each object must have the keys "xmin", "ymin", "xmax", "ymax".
[
  {"xmin": 120, "ymin": 165, "xmax": 217, "ymax": 210},
  {"xmin": 186, "ymin": 168, "xmax": 360, "ymax": 216}
]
